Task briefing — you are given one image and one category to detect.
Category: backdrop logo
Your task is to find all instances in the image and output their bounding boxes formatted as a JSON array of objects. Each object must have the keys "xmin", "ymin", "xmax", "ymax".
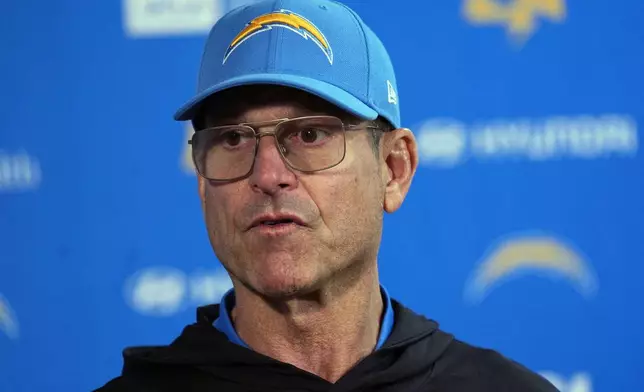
[
  {"xmin": 540, "ymin": 371, "xmax": 592, "ymax": 392},
  {"xmin": 123, "ymin": 0, "xmax": 225, "ymax": 37},
  {"xmin": 464, "ymin": 232, "xmax": 598, "ymax": 304},
  {"xmin": 416, "ymin": 119, "xmax": 468, "ymax": 167},
  {"xmin": 224, "ymin": 9, "xmax": 333, "ymax": 64},
  {"xmin": 462, "ymin": 0, "xmax": 566, "ymax": 44},
  {"xmin": 124, "ymin": 266, "xmax": 233, "ymax": 316},
  {"xmin": 0, "ymin": 150, "xmax": 42, "ymax": 193},
  {"xmin": 418, "ymin": 114, "xmax": 639, "ymax": 168},
  {"xmin": 0, "ymin": 294, "xmax": 19, "ymax": 340}
]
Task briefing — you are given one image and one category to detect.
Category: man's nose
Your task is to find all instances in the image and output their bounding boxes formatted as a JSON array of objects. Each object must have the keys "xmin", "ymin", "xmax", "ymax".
[{"xmin": 248, "ymin": 135, "xmax": 297, "ymax": 194}]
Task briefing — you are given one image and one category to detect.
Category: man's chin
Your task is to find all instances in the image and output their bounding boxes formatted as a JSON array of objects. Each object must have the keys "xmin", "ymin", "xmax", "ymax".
[{"xmin": 248, "ymin": 275, "xmax": 322, "ymax": 301}]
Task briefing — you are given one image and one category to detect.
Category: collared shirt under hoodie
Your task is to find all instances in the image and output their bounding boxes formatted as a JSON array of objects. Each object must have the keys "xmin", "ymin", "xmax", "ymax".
[
  {"xmin": 95, "ymin": 299, "xmax": 559, "ymax": 392},
  {"xmin": 212, "ymin": 287, "xmax": 395, "ymax": 351}
]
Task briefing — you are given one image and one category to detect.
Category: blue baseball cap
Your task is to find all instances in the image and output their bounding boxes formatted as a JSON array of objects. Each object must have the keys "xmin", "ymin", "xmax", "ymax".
[{"xmin": 173, "ymin": 0, "xmax": 401, "ymax": 129}]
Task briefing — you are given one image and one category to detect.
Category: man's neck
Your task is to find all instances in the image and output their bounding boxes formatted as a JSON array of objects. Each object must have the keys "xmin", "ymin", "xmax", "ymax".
[{"xmin": 230, "ymin": 271, "xmax": 384, "ymax": 383}]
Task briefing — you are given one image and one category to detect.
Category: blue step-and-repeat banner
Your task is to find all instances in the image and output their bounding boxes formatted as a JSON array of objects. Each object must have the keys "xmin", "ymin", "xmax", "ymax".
[{"xmin": 1, "ymin": 0, "xmax": 642, "ymax": 391}]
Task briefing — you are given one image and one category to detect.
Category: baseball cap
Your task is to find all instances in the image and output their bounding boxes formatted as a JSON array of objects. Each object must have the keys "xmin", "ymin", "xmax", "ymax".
[{"xmin": 173, "ymin": 0, "xmax": 401, "ymax": 129}]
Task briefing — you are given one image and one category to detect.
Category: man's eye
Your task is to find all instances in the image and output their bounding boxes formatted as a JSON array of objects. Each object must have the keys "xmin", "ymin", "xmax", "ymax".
[{"xmin": 296, "ymin": 128, "xmax": 330, "ymax": 144}]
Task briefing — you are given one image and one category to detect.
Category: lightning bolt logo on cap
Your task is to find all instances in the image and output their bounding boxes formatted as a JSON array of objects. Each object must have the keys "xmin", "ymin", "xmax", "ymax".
[{"xmin": 223, "ymin": 9, "xmax": 333, "ymax": 65}]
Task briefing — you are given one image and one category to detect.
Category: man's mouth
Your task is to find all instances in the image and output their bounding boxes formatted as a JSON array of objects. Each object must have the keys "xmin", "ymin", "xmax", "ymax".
[
  {"xmin": 248, "ymin": 214, "xmax": 305, "ymax": 231},
  {"xmin": 259, "ymin": 219, "xmax": 295, "ymax": 226}
]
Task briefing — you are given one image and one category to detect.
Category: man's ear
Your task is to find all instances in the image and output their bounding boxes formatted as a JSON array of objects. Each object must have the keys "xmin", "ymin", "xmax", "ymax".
[{"xmin": 381, "ymin": 128, "xmax": 418, "ymax": 213}]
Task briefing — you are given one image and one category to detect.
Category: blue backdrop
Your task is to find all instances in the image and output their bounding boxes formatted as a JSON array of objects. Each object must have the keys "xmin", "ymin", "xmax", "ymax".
[{"xmin": 1, "ymin": 0, "xmax": 642, "ymax": 391}]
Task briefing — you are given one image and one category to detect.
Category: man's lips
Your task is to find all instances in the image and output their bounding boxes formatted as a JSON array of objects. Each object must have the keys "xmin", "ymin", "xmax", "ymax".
[{"xmin": 247, "ymin": 213, "xmax": 306, "ymax": 231}]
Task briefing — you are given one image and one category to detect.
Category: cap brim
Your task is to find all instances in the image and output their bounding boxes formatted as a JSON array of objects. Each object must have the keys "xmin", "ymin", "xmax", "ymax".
[{"xmin": 173, "ymin": 73, "xmax": 379, "ymax": 122}]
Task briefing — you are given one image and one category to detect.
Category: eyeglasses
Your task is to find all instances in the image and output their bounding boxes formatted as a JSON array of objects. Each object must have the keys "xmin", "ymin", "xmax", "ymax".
[{"xmin": 188, "ymin": 116, "xmax": 378, "ymax": 182}]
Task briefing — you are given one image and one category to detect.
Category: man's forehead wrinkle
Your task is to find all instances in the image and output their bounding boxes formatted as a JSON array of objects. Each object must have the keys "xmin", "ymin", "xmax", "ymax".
[{"xmin": 202, "ymin": 100, "xmax": 341, "ymax": 127}]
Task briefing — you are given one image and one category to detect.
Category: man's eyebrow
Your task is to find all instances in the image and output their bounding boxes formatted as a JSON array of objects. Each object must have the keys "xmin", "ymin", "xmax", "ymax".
[
  {"xmin": 199, "ymin": 112, "xmax": 242, "ymax": 128},
  {"xmin": 205, "ymin": 118, "xmax": 239, "ymax": 126}
]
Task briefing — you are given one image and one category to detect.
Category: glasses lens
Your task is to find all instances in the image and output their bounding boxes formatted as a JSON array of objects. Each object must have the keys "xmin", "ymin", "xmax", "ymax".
[
  {"xmin": 276, "ymin": 117, "xmax": 346, "ymax": 172},
  {"xmin": 191, "ymin": 126, "xmax": 256, "ymax": 180}
]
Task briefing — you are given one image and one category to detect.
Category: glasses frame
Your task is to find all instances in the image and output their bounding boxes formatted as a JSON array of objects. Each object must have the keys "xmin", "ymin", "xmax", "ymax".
[{"xmin": 188, "ymin": 115, "xmax": 380, "ymax": 182}]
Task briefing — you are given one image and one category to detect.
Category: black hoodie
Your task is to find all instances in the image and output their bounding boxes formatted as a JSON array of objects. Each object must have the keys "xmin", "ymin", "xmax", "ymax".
[{"xmin": 95, "ymin": 300, "xmax": 559, "ymax": 391}]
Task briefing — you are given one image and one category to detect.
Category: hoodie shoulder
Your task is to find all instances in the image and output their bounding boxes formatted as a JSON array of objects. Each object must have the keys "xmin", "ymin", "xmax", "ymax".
[
  {"xmin": 430, "ymin": 339, "xmax": 560, "ymax": 392},
  {"xmin": 93, "ymin": 376, "xmax": 142, "ymax": 392},
  {"xmin": 385, "ymin": 301, "xmax": 557, "ymax": 391}
]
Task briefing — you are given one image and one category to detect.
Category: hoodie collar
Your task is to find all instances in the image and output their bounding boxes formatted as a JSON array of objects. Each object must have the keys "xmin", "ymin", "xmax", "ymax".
[{"xmin": 121, "ymin": 300, "xmax": 451, "ymax": 392}]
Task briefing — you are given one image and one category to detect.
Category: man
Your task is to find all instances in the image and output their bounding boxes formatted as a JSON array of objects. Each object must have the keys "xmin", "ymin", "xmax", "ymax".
[{"xmin": 97, "ymin": 0, "xmax": 558, "ymax": 390}]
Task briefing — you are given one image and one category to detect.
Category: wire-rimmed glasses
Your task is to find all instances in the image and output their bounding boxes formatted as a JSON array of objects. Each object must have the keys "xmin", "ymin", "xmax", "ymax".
[{"xmin": 188, "ymin": 115, "xmax": 377, "ymax": 182}]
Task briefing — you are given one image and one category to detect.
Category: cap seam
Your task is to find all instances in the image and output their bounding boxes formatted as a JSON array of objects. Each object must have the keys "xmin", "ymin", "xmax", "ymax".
[
  {"xmin": 197, "ymin": 29, "xmax": 215, "ymax": 95},
  {"xmin": 269, "ymin": 0, "xmax": 283, "ymax": 72},
  {"xmin": 337, "ymin": 2, "xmax": 372, "ymax": 112}
]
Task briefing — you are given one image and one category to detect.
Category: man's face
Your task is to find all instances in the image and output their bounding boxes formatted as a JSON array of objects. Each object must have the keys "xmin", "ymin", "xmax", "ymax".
[{"xmin": 195, "ymin": 86, "xmax": 407, "ymax": 298}]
